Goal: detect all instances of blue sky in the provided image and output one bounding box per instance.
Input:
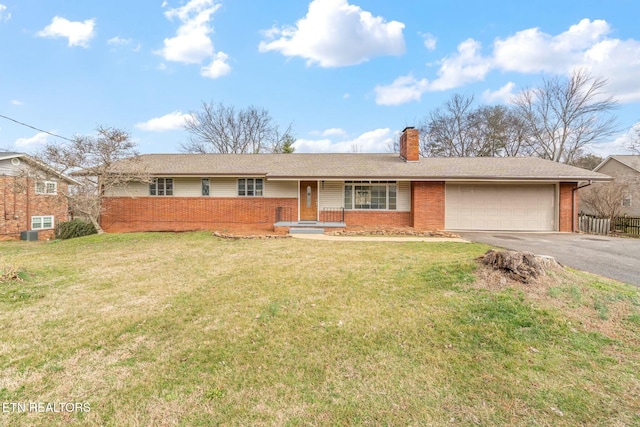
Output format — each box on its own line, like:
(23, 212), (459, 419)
(0, 0), (639, 156)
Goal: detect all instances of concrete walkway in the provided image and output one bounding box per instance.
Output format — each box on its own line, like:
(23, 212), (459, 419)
(290, 234), (468, 243)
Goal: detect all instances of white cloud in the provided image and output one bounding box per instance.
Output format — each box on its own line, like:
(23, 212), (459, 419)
(0, 4), (10, 22)
(294, 128), (395, 153)
(493, 19), (611, 74)
(428, 38), (491, 91)
(200, 51), (231, 78)
(108, 36), (132, 46)
(482, 82), (516, 104)
(374, 74), (429, 106)
(10, 99), (23, 106)
(15, 132), (50, 147)
(492, 18), (640, 102)
(158, 0), (220, 63)
(582, 38), (640, 103)
(374, 39), (489, 104)
(157, 0), (230, 78)
(421, 32), (437, 51)
(135, 111), (190, 132)
(37, 16), (96, 48)
(259, 0), (405, 67)
(376, 18), (640, 106)
(586, 122), (639, 157)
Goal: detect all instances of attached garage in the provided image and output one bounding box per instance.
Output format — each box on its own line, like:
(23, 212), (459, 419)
(445, 184), (556, 231)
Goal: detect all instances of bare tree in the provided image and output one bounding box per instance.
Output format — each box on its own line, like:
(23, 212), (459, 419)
(627, 124), (640, 154)
(419, 95), (528, 158)
(35, 126), (149, 233)
(581, 180), (630, 219)
(181, 101), (295, 154)
(419, 94), (479, 157)
(512, 69), (619, 164)
(472, 105), (530, 157)
(568, 152), (604, 170)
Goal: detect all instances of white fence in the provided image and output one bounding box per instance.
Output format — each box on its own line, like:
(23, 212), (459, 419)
(578, 215), (610, 235)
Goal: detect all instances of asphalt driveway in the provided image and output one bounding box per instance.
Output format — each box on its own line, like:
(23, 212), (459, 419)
(459, 232), (640, 287)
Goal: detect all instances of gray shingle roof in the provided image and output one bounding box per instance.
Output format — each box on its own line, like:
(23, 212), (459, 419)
(121, 153), (611, 182)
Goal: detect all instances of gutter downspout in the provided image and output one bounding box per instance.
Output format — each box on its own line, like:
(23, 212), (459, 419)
(26, 175), (30, 233)
(572, 180), (593, 232)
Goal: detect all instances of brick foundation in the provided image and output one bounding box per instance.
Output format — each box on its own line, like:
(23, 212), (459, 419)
(411, 181), (445, 230)
(342, 211), (412, 228)
(559, 182), (577, 232)
(101, 197), (298, 233)
(1, 176), (69, 240)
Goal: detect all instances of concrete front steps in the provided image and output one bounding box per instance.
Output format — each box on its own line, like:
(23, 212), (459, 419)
(288, 227), (326, 234)
(274, 221), (346, 235)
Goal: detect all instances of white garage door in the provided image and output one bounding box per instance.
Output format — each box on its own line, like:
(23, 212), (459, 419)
(445, 184), (556, 231)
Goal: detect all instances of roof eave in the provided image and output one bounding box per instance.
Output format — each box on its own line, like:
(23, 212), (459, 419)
(267, 175), (611, 182)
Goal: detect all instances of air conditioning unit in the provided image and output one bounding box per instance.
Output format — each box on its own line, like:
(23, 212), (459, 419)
(20, 230), (39, 241)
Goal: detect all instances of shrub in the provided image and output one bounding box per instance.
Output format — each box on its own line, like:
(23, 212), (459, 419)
(0, 263), (24, 283)
(55, 219), (97, 240)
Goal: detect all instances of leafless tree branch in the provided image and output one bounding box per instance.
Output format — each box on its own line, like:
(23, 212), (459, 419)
(181, 101), (295, 154)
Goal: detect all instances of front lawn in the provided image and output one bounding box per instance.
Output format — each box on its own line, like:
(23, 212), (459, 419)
(0, 232), (638, 426)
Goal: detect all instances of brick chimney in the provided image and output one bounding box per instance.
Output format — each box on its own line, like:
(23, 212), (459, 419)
(400, 127), (419, 162)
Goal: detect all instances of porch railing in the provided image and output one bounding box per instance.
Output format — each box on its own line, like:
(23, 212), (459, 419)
(321, 207), (345, 223)
(275, 206), (345, 223)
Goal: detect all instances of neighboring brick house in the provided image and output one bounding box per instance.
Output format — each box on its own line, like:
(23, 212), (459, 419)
(1, 152), (76, 240)
(102, 127), (610, 234)
(581, 155), (640, 217)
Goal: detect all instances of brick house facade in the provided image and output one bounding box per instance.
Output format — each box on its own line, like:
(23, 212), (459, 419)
(1, 153), (73, 241)
(101, 128), (609, 234)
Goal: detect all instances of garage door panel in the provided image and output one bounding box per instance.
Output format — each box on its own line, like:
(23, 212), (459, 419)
(445, 184), (555, 231)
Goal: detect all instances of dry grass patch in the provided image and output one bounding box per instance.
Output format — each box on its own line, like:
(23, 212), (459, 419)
(0, 232), (638, 426)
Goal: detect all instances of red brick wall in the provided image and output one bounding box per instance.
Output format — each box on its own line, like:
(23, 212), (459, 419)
(559, 182), (577, 232)
(342, 211), (412, 228)
(0, 176), (69, 240)
(411, 181), (445, 230)
(101, 197), (298, 233)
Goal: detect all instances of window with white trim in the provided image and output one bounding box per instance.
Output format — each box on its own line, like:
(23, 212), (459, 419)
(238, 178), (263, 196)
(202, 178), (210, 196)
(344, 181), (397, 210)
(622, 195), (632, 207)
(149, 178), (173, 196)
(35, 181), (57, 195)
(32, 215), (54, 230)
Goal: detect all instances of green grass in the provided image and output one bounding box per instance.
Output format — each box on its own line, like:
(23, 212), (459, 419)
(0, 232), (639, 426)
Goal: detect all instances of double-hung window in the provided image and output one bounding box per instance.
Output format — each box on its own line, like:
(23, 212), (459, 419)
(202, 178), (210, 196)
(149, 178), (173, 196)
(238, 178), (263, 196)
(35, 181), (57, 195)
(32, 215), (54, 230)
(622, 195), (632, 207)
(344, 181), (397, 210)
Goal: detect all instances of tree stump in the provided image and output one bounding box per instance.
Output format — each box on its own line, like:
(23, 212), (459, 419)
(478, 250), (560, 283)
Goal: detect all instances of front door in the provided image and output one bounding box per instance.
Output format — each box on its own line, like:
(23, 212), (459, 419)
(299, 181), (318, 221)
